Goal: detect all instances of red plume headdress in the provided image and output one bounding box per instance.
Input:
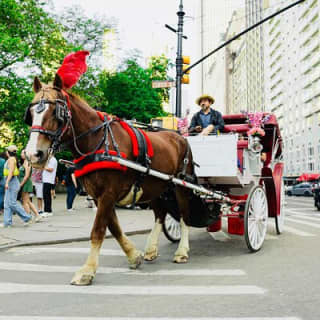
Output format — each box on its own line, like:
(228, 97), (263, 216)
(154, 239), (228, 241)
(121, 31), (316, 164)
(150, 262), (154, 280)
(57, 50), (90, 89)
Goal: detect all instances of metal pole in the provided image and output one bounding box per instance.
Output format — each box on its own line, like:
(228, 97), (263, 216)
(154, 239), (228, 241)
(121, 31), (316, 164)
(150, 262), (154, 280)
(175, 0), (185, 118)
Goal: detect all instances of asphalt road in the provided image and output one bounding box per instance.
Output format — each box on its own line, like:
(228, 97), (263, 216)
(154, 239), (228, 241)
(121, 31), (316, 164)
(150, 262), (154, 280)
(0, 196), (319, 320)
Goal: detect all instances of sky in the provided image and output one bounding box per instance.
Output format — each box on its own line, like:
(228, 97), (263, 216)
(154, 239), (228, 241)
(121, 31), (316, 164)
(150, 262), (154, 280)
(52, 0), (244, 63)
(51, 0), (244, 114)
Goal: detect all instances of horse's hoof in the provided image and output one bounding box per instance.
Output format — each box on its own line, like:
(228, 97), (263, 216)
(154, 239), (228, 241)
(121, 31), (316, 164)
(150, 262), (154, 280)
(129, 252), (144, 270)
(173, 255), (188, 263)
(70, 272), (95, 286)
(144, 249), (158, 261)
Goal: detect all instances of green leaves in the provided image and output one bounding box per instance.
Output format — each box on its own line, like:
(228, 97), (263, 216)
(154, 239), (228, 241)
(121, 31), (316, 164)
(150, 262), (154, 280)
(0, 0), (170, 150)
(99, 59), (166, 123)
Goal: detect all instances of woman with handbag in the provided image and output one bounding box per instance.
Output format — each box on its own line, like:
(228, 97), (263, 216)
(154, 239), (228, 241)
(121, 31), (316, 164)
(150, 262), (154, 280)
(0, 146), (32, 228)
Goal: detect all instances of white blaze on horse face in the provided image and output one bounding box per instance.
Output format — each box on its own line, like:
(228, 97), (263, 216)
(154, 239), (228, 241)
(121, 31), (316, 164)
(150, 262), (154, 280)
(25, 103), (49, 156)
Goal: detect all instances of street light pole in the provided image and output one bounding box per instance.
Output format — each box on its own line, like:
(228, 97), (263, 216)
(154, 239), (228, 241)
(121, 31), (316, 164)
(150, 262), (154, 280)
(175, 0), (185, 118)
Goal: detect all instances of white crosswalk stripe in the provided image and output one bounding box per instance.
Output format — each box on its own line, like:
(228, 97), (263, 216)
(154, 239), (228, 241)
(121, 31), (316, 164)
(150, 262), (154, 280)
(283, 225), (316, 237)
(0, 317), (302, 320)
(7, 247), (125, 256)
(0, 282), (266, 295)
(286, 213), (320, 223)
(0, 262), (245, 276)
(285, 217), (320, 229)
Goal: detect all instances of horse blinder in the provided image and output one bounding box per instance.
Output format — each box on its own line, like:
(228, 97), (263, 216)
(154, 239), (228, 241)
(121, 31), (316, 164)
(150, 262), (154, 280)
(24, 106), (32, 126)
(54, 101), (68, 123)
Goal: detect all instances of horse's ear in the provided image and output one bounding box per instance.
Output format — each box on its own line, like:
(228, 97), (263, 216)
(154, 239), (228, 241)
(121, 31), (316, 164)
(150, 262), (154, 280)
(53, 73), (63, 90)
(33, 77), (42, 93)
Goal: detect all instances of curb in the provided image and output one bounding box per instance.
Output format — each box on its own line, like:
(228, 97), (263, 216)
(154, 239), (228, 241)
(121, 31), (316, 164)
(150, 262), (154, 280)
(0, 228), (151, 252)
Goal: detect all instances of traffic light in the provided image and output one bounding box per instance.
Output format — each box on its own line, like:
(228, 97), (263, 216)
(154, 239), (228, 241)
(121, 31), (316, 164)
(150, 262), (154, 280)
(181, 56), (190, 84)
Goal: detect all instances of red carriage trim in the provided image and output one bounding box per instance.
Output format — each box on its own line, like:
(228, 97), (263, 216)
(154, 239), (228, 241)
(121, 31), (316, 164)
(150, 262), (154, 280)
(96, 111), (154, 158)
(223, 123), (250, 134)
(73, 150), (127, 178)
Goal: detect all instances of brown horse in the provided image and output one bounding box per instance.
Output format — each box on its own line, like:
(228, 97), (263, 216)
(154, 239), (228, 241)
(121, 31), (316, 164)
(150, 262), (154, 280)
(25, 74), (194, 285)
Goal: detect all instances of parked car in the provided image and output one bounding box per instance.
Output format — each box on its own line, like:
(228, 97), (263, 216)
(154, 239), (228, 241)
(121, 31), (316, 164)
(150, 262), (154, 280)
(286, 183), (313, 196)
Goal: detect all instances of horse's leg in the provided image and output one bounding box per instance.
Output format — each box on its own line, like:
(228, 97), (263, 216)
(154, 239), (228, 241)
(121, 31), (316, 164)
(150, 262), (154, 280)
(144, 199), (166, 261)
(173, 188), (190, 263)
(108, 209), (143, 269)
(71, 197), (112, 286)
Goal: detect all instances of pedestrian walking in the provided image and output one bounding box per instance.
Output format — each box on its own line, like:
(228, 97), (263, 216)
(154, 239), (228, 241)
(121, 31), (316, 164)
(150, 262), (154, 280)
(0, 145), (32, 228)
(51, 176), (58, 199)
(62, 165), (78, 212)
(19, 150), (42, 222)
(0, 151), (7, 213)
(42, 156), (57, 216)
(31, 168), (44, 215)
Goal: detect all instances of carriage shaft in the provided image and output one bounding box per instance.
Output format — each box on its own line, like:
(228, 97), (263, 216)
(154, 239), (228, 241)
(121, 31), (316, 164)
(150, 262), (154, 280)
(111, 156), (231, 203)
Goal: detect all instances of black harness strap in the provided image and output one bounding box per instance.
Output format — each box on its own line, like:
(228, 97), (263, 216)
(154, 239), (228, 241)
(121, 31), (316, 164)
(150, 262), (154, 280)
(128, 126), (152, 208)
(177, 141), (196, 184)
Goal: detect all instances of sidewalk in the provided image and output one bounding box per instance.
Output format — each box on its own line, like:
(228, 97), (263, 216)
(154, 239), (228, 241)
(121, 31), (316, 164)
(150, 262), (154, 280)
(0, 194), (154, 251)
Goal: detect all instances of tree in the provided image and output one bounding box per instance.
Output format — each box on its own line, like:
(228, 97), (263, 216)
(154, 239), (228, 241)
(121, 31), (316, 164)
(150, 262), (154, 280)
(0, 0), (68, 75)
(99, 60), (166, 123)
(0, 0), (115, 147)
(148, 54), (172, 104)
(53, 5), (116, 68)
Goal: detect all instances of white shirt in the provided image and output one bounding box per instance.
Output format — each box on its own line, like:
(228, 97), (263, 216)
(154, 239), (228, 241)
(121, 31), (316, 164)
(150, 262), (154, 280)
(42, 157), (57, 184)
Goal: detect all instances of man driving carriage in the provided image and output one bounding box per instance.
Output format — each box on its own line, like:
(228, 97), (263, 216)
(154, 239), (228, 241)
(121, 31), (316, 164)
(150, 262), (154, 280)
(188, 94), (224, 135)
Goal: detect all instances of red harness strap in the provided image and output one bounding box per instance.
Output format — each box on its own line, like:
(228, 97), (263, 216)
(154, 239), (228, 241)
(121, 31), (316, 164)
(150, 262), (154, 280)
(61, 90), (71, 108)
(73, 150), (127, 178)
(96, 111), (154, 158)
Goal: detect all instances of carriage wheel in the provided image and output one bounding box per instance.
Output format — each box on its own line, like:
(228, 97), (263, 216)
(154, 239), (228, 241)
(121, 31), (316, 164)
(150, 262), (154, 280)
(244, 185), (268, 252)
(163, 213), (181, 243)
(275, 181), (285, 234)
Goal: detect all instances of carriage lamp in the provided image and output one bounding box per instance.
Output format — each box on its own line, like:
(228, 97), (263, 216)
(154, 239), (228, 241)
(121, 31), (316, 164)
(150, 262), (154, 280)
(248, 136), (263, 153)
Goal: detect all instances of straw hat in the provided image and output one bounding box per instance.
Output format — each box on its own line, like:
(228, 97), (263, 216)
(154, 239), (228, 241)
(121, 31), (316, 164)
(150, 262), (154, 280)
(196, 94), (215, 106)
(6, 145), (18, 153)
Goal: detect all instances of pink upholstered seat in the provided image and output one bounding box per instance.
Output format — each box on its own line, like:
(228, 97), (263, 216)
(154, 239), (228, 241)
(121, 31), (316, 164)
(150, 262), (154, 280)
(223, 123), (250, 134)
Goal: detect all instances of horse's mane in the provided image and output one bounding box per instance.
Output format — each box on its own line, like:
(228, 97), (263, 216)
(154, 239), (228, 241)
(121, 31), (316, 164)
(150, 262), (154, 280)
(67, 91), (94, 111)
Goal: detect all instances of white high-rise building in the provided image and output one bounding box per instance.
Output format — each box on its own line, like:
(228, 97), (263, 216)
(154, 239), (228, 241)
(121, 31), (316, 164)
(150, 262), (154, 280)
(264, 0), (320, 177)
(245, 0), (266, 112)
(225, 9), (247, 114)
(197, 1), (237, 114)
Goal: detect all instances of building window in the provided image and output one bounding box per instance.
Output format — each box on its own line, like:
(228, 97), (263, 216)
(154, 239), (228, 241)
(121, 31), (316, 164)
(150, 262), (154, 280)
(308, 144), (314, 156)
(308, 162), (314, 171)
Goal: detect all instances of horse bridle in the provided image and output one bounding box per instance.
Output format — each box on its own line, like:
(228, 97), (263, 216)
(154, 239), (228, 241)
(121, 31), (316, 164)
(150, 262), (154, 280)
(24, 90), (113, 156)
(24, 96), (72, 153)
